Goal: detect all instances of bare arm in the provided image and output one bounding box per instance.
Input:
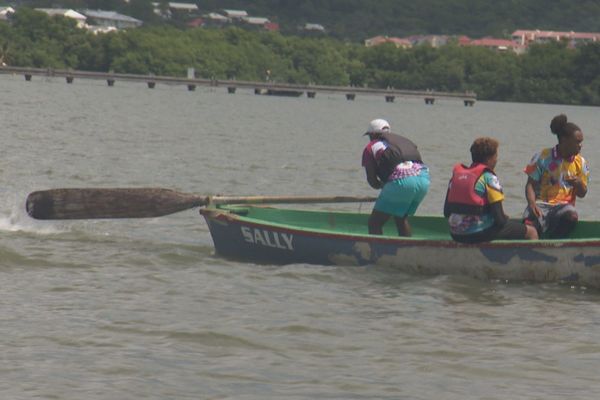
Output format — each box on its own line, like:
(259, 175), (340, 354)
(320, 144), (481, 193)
(364, 162), (383, 189)
(525, 177), (541, 217)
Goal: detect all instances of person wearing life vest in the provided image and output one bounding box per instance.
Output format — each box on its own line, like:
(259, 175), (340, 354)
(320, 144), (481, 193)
(444, 137), (538, 243)
(362, 118), (430, 236)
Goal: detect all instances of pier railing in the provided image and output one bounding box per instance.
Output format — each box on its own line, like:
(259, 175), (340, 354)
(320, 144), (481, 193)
(0, 66), (477, 106)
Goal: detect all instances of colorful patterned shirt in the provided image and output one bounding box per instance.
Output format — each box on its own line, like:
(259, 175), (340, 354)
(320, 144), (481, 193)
(523, 146), (590, 205)
(448, 171), (505, 235)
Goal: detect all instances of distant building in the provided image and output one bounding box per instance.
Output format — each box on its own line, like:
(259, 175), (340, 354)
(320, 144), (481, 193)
(205, 12), (228, 24)
(165, 2), (198, 12)
(303, 23), (325, 32)
(466, 37), (526, 53)
(81, 10), (143, 30)
(0, 6), (14, 20)
(406, 35), (449, 47)
(153, 2), (198, 18)
(241, 16), (278, 31)
(264, 22), (280, 32)
(512, 29), (600, 47)
(222, 9), (248, 20)
(569, 32), (600, 46)
(36, 8), (87, 28)
(243, 16), (270, 26)
(365, 35), (411, 48)
(456, 35), (472, 46)
(187, 17), (204, 28)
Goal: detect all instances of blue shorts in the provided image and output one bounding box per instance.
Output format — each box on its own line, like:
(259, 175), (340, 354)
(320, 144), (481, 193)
(374, 169), (430, 217)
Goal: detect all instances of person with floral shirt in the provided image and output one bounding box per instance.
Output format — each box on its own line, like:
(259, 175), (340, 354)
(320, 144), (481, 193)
(523, 114), (590, 238)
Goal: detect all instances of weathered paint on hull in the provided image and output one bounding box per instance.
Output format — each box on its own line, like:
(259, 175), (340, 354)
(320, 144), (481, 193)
(201, 209), (600, 288)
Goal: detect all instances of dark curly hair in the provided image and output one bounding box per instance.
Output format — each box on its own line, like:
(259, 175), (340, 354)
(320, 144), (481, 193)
(550, 114), (581, 141)
(470, 137), (499, 164)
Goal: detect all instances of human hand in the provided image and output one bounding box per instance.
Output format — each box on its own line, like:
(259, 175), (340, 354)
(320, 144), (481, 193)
(528, 202), (542, 218)
(564, 175), (581, 188)
(565, 175), (587, 197)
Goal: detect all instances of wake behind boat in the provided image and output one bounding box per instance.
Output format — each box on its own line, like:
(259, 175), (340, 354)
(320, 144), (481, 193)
(200, 204), (600, 288)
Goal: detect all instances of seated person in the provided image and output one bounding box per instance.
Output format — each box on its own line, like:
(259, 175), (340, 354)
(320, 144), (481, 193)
(444, 137), (538, 243)
(523, 114), (589, 238)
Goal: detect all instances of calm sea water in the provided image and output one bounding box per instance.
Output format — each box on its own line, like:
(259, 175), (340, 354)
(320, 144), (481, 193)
(1, 74), (599, 399)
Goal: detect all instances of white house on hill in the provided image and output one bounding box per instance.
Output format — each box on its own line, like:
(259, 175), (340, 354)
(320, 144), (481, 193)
(304, 23), (325, 32)
(243, 16), (270, 25)
(152, 2), (199, 17)
(0, 6), (14, 20)
(81, 10), (143, 29)
(222, 9), (248, 20)
(166, 2), (199, 12)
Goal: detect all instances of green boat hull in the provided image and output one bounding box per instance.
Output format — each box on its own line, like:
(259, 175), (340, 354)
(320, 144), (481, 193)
(200, 205), (600, 288)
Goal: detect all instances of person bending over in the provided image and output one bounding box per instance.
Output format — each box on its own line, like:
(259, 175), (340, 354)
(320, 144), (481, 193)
(361, 118), (430, 236)
(444, 137), (538, 243)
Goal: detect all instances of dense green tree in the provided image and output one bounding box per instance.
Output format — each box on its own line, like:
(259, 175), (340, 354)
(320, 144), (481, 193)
(4, 7), (600, 105)
(517, 41), (577, 104)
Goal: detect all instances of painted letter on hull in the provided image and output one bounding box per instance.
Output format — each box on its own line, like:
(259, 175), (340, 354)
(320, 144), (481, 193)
(241, 227), (294, 250)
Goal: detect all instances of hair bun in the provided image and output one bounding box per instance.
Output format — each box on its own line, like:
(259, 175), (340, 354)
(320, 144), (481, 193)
(550, 114), (568, 135)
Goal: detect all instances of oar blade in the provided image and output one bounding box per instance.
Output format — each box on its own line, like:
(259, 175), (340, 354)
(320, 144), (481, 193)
(26, 188), (208, 219)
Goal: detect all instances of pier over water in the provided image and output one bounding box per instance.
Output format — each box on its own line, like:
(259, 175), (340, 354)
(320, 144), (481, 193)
(0, 66), (477, 106)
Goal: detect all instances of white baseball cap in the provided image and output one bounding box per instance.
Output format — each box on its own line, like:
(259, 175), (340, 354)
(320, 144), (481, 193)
(365, 118), (390, 135)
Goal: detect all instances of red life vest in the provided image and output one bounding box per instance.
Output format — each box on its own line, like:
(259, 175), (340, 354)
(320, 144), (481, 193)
(446, 163), (491, 215)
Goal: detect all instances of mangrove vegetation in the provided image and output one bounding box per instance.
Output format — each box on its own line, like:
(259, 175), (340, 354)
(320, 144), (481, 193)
(2, 8), (600, 105)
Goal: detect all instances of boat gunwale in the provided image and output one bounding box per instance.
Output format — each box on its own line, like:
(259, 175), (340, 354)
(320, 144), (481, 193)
(200, 206), (600, 249)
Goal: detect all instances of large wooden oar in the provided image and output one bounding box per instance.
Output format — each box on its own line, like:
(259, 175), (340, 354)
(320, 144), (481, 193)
(25, 188), (376, 220)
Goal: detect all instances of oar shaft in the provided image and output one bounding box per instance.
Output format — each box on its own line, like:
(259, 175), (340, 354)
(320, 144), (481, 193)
(210, 195), (376, 205)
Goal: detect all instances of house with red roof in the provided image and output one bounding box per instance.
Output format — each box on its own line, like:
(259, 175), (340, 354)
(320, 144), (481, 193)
(465, 37), (526, 53)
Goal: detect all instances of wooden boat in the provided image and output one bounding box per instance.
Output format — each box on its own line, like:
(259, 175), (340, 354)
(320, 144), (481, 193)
(201, 204), (600, 288)
(23, 187), (600, 288)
